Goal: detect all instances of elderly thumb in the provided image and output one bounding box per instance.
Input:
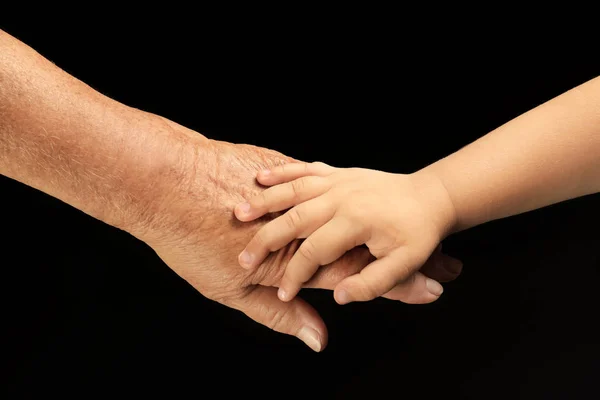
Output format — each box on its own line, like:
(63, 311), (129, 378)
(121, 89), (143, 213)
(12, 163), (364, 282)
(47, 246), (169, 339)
(232, 286), (328, 352)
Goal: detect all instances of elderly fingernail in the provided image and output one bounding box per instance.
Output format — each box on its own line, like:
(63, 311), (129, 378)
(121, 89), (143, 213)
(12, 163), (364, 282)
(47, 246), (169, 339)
(444, 258), (463, 274)
(335, 289), (351, 305)
(297, 326), (322, 352)
(238, 250), (254, 268)
(426, 279), (444, 296)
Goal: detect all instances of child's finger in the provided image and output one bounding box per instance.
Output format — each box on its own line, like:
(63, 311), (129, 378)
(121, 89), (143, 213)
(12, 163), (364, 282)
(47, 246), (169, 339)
(381, 271), (443, 304)
(333, 247), (425, 304)
(278, 217), (369, 302)
(300, 249), (447, 305)
(257, 162), (335, 186)
(238, 198), (335, 269)
(234, 176), (331, 222)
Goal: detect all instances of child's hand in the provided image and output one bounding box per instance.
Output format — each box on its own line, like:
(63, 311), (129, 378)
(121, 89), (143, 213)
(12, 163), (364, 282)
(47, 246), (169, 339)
(234, 162), (457, 305)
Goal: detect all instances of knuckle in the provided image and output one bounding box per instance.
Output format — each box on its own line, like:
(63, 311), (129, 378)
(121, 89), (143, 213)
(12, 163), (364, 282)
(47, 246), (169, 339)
(261, 303), (289, 332)
(246, 256), (283, 287)
(299, 240), (319, 263)
(252, 229), (270, 249)
(254, 230), (280, 252)
(291, 178), (306, 197)
(285, 207), (303, 230)
(254, 191), (268, 208)
(232, 287), (291, 333)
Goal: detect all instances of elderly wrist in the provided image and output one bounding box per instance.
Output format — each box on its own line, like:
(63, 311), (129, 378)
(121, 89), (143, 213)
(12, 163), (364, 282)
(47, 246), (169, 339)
(107, 116), (215, 242)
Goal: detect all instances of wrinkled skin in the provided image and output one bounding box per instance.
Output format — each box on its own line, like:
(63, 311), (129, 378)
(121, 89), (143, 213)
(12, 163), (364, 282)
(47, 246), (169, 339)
(0, 28), (458, 352)
(128, 121), (462, 351)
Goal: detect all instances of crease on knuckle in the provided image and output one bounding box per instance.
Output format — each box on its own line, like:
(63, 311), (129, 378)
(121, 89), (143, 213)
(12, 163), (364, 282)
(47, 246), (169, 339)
(252, 229), (271, 251)
(259, 301), (289, 332)
(291, 178), (305, 197)
(285, 207), (303, 231)
(279, 163), (288, 176)
(223, 285), (289, 333)
(299, 240), (318, 264)
(304, 162), (312, 174)
(245, 246), (293, 287)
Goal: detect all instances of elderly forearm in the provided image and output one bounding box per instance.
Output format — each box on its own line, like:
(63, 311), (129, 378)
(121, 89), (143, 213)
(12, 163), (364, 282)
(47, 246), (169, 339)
(0, 30), (208, 233)
(420, 76), (600, 232)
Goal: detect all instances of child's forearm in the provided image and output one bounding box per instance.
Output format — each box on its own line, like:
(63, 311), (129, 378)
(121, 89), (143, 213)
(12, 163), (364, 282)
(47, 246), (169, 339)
(420, 76), (600, 233)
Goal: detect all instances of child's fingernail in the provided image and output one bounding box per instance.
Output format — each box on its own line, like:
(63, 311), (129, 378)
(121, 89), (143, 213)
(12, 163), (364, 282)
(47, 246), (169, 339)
(259, 169), (271, 177)
(277, 287), (287, 301)
(335, 289), (351, 305)
(238, 250), (254, 268)
(297, 326), (322, 352)
(426, 279), (444, 296)
(237, 202), (251, 214)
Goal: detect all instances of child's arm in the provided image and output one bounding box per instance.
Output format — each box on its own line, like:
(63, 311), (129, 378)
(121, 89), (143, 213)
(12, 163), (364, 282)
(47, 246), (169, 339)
(235, 76), (600, 305)
(420, 76), (600, 233)
(236, 165), (457, 304)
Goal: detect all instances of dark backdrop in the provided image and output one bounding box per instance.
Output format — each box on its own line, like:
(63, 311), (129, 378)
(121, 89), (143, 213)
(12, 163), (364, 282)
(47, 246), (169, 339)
(2, 21), (599, 399)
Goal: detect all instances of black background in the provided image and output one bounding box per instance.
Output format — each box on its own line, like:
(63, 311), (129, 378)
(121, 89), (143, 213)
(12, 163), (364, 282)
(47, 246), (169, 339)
(2, 20), (600, 399)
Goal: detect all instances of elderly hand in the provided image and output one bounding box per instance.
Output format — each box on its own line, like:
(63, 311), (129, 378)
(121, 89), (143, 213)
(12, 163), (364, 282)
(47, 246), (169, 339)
(124, 121), (463, 351)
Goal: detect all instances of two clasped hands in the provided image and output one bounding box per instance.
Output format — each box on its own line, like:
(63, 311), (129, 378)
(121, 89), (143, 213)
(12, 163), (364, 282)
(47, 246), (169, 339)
(3, 29), (599, 354)
(230, 74), (600, 351)
(231, 163), (461, 352)
(234, 163), (456, 306)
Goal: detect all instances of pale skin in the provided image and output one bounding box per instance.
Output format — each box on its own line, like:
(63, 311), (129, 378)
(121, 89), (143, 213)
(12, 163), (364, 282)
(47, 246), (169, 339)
(0, 30), (462, 352)
(235, 76), (600, 305)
